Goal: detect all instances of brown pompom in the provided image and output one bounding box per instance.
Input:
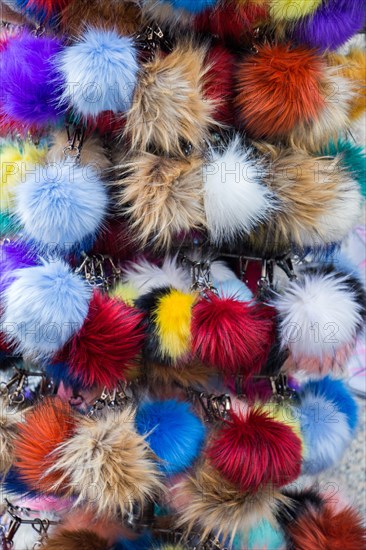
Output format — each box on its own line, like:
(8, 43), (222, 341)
(0, 397), (22, 475)
(43, 529), (108, 550)
(47, 131), (111, 173)
(144, 359), (212, 394)
(124, 43), (216, 155)
(116, 152), (206, 249)
(60, 0), (141, 37)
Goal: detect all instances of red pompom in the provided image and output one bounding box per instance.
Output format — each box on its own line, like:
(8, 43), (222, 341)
(88, 111), (126, 137)
(14, 398), (76, 493)
(191, 293), (274, 374)
(204, 45), (235, 125)
(90, 220), (136, 259)
(235, 43), (325, 138)
(25, 0), (71, 17)
(56, 291), (145, 389)
(207, 405), (302, 492)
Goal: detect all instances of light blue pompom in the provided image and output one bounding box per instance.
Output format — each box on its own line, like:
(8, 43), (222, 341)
(58, 28), (139, 117)
(1, 259), (91, 357)
(214, 278), (253, 303)
(136, 399), (205, 475)
(232, 519), (286, 550)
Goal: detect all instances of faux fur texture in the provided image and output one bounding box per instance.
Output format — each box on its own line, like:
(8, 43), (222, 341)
(0, 240), (38, 295)
(275, 268), (365, 359)
(235, 44), (325, 139)
(0, 33), (64, 125)
(293, 0), (365, 51)
(320, 138), (366, 198)
(203, 137), (277, 245)
(244, 518), (286, 550)
(124, 43), (216, 155)
(47, 131), (111, 173)
(1, 260), (91, 358)
(174, 461), (286, 542)
(14, 398), (76, 493)
(0, 396), (22, 474)
(47, 407), (163, 517)
(135, 399), (205, 475)
(283, 341), (354, 378)
(122, 256), (191, 296)
(15, 158), (108, 251)
(143, 359), (212, 392)
(215, 278), (253, 303)
(207, 404), (302, 492)
(158, 0), (217, 14)
(57, 28), (138, 118)
(204, 44), (235, 125)
(56, 290), (145, 389)
(43, 530), (109, 550)
(116, 153), (206, 249)
(17, 0), (71, 21)
(269, 0), (322, 21)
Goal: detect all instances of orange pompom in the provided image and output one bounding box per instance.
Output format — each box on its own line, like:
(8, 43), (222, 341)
(235, 43), (325, 139)
(14, 398), (76, 493)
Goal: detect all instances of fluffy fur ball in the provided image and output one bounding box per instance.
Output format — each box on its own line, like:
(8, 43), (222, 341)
(43, 529), (109, 550)
(207, 405), (303, 492)
(136, 399), (205, 475)
(275, 268), (365, 359)
(14, 398), (76, 493)
(321, 139), (366, 198)
(56, 290), (145, 389)
(47, 407), (163, 517)
(191, 293), (274, 374)
(0, 397), (22, 474)
(124, 43), (215, 155)
(57, 28), (138, 118)
(1, 259), (91, 358)
(47, 131), (111, 174)
(215, 278), (253, 303)
(204, 44), (235, 125)
(122, 256), (191, 296)
(0, 33), (64, 125)
(0, 240), (38, 295)
(235, 43), (325, 139)
(269, 0), (322, 21)
(116, 153), (206, 250)
(14, 159), (108, 251)
(203, 137), (276, 244)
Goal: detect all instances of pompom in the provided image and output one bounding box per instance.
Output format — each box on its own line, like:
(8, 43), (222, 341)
(0, 141), (47, 210)
(207, 405), (302, 492)
(42, 529), (109, 550)
(215, 278), (253, 303)
(1, 259), (91, 358)
(57, 28), (139, 118)
(245, 518), (286, 550)
(235, 44), (325, 139)
(47, 131), (111, 173)
(14, 159), (108, 252)
(116, 153), (206, 249)
(56, 290), (145, 389)
(122, 257), (191, 296)
(13, 398), (76, 493)
(47, 407), (163, 517)
(269, 0), (322, 21)
(157, 0), (217, 14)
(0, 210), (20, 237)
(275, 267), (366, 359)
(191, 293), (274, 374)
(321, 139), (366, 198)
(0, 397), (22, 474)
(203, 137), (276, 244)
(0, 240), (38, 295)
(204, 44), (235, 125)
(144, 359), (211, 393)
(0, 33), (64, 126)
(293, 0), (366, 52)
(124, 43), (215, 155)
(136, 400), (205, 475)
(19, 0), (71, 20)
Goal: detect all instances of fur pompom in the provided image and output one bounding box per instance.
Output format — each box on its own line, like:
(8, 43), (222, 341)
(0, 397), (22, 474)
(124, 43), (215, 155)
(1, 260), (91, 358)
(191, 293), (274, 374)
(20, 0), (71, 20)
(0, 141), (47, 210)
(116, 153), (206, 249)
(203, 137), (276, 244)
(269, 0), (322, 21)
(244, 518), (286, 550)
(47, 407), (163, 517)
(135, 399), (205, 475)
(14, 398), (76, 493)
(321, 139), (366, 198)
(293, 0), (365, 51)
(14, 159), (108, 252)
(0, 240), (38, 295)
(215, 278), (253, 303)
(56, 290), (145, 389)
(287, 501), (366, 549)
(47, 131), (111, 173)
(122, 257), (191, 296)
(175, 462), (286, 542)
(204, 45), (235, 125)
(143, 359), (212, 392)
(0, 33), (64, 126)
(275, 268), (365, 360)
(207, 404), (302, 492)
(43, 529), (109, 550)
(235, 44), (325, 139)
(57, 28), (139, 118)
(157, 0), (217, 14)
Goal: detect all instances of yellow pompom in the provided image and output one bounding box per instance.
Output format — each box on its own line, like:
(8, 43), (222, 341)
(155, 289), (196, 362)
(1, 142), (47, 210)
(110, 282), (140, 307)
(270, 0), (322, 21)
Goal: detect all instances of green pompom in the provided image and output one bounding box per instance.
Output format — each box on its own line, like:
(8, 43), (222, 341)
(321, 139), (366, 198)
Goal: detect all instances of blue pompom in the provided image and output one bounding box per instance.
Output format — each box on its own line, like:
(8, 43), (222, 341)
(57, 28), (139, 118)
(160, 0), (218, 14)
(233, 519), (286, 550)
(3, 468), (38, 498)
(113, 532), (154, 550)
(214, 278), (253, 303)
(15, 160), (108, 252)
(136, 400), (205, 475)
(1, 260), (91, 357)
(45, 362), (80, 389)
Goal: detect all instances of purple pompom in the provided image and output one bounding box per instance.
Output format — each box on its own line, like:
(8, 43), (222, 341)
(293, 0), (365, 51)
(0, 240), (39, 296)
(0, 33), (64, 126)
